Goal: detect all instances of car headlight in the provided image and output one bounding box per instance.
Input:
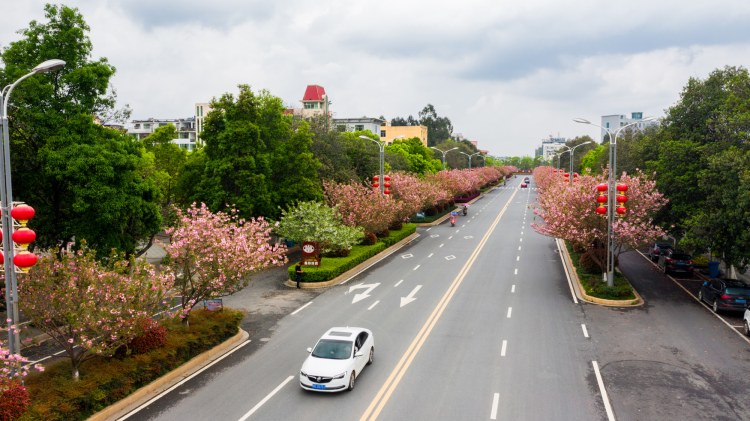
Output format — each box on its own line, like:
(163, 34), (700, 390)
(300, 371), (307, 377)
(333, 372), (346, 379)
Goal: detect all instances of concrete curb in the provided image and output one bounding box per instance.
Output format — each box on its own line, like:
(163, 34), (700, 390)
(88, 329), (249, 421)
(284, 232), (419, 289)
(557, 238), (644, 307)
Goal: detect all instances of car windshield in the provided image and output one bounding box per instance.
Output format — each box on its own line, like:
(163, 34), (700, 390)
(312, 339), (353, 360)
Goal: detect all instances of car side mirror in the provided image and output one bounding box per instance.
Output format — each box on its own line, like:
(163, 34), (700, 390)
(354, 351), (364, 358)
(306, 347), (312, 353)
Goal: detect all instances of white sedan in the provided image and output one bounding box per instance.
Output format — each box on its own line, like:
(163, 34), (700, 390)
(300, 327), (374, 392)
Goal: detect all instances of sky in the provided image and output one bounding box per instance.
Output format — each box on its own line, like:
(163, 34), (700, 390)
(2, 1), (750, 157)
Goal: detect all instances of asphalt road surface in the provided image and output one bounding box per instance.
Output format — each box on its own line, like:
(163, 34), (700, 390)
(119, 178), (750, 421)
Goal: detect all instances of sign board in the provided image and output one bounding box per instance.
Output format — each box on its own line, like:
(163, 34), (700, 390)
(204, 298), (223, 311)
(301, 241), (321, 266)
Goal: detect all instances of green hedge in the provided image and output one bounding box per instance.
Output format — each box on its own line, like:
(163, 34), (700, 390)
(565, 241), (635, 300)
(289, 224), (417, 283)
(21, 309), (243, 421)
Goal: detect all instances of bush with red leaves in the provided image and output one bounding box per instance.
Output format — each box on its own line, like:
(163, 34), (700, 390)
(127, 318), (167, 355)
(0, 380), (30, 421)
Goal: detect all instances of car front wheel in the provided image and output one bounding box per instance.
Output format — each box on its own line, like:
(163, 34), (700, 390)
(712, 299), (720, 313)
(367, 347), (374, 365)
(744, 320), (750, 336)
(348, 372), (355, 391)
(698, 290), (704, 303)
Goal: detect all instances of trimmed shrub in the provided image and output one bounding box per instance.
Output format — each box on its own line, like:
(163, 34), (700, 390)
(0, 380), (30, 421)
(128, 319), (168, 355)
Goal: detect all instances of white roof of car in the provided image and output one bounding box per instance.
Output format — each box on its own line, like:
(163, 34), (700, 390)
(321, 327), (368, 340)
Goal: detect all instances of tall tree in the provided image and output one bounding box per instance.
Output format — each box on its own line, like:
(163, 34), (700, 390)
(418, 104), (453, 146)
(0, 4), (159, 257)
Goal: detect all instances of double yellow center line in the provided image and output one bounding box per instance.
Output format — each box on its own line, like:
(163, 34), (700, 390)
(360, 189), (517, 420)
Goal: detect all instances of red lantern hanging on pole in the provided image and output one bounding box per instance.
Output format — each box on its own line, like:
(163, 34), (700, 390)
(12, 228), (36, 250)
(11, 204), (35, 227)
(595, 183), (608, 215)
(616, 183), (628, 216)
(13, 251), (38, 273)
(383, 175), (391, 195)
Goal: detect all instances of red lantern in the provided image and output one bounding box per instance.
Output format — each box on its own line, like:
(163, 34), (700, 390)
(384, 189), (391, 195)
(12, 228), (36, 250)
(616, 184), (628, 192)
(11, 205), (35, 227)
(597, 195), (607, 203)
(616, 195), (628, 203)
(616, 206), (627, 215)
(596, 206), (607, 215)
(596, 183), (608, 192)
(13, 251), (38, 272)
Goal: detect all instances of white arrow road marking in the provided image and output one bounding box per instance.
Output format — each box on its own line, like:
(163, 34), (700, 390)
(400, 285), (422, 307)
(348, 282), (381, 304)
(430, 234), (440, 238)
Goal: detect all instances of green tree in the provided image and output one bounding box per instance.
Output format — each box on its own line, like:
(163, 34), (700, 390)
(141, 124), (187, 225)
(385, 137), (441, 175)
(418, 104), (453, 146)
(275, 201), (364, 254)
(0, 4), (160, 257)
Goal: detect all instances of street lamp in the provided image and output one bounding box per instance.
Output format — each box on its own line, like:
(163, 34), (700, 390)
(359, 135), (385, 194)
(574, 117), (654, 287)
(565, 141), (593, 184)
(458, 151), (481, 169)
(430, 146), (459, 170)
(0, 58), (65, 354)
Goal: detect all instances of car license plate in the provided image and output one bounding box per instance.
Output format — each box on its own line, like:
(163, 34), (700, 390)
(312, 384), (326, 390)
(736, 299), (746, 304)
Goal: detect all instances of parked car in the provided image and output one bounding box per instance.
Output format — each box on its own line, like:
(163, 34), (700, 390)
(648, 242), (673, 262)
(744, 308), (750, 336)
(300, 327), (374, 392)
(698, 278), (750, 313)
(657, 249), (693, 276)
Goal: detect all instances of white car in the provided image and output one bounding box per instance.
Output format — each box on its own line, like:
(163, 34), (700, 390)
(744, 308), (750, 336)
(300, 327), (374, 392)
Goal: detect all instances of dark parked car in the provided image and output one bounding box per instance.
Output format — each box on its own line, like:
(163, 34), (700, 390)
(657, 249), (693, 276)
(698, 278), (750, 313)
(648, 242), (673, 262)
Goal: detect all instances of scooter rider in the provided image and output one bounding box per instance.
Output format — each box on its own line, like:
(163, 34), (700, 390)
(462, 204), (468, 216)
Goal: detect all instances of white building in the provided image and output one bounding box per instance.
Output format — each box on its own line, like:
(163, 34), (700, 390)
(332, 117), (386, 136)
(600, 112), (659, 140)
(538, 136), (567, 161)
(126, 117), (198, 151)
(195, 102), (212, 146)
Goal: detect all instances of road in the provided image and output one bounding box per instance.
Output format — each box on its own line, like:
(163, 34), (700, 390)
(121, 178), (750, 421)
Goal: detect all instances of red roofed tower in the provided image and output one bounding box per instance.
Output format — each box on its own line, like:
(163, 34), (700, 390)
(300, 85), (330, 119)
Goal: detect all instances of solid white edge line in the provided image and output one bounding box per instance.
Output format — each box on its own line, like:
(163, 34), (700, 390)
(592, 361), (616, 421)
(557, 238), (579, 304)
(581, 324), (589, 338)
(238, 375), (294, 421)
(490, 393), (500, 420)
(291, 301), (313, 316)
(118, 340), (251, 420)
(368, 300), (380, 310)
(500, 340), (507, 357)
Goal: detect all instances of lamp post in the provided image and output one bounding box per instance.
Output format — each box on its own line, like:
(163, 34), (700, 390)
(458, 151), (481, 169)
(359, 135), (385, 194)
(0, 59), (65, 354)
(574, 117), (653, 286)
(430, 146), (459, 170)
(567, 141), (593, 184)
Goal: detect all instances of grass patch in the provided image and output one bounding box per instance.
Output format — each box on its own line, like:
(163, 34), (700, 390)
(565, 241), (636, 300)
(20, 308), (243, 421)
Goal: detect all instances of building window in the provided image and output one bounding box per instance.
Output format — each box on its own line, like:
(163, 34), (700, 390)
(605, 122), (610, 128)
(144, 123), (151, 129)
(134, 123), (141, 129)
(380, 130), (386, 137)
(355, 124), (364, 131)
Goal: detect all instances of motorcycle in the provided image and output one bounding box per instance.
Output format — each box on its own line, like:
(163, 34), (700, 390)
(450, 215), (456, 227)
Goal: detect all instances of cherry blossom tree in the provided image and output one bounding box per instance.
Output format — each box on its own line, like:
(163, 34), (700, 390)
(323, 180), (397, 237)
(19, 246), (174, 379)
(163, 203), (287, 323)
(532, 166), (667, 271)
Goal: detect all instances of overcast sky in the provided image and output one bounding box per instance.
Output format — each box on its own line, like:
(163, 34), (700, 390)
(3, 1), (750, 156)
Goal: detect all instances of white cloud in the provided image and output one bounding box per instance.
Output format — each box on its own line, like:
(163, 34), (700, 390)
(2, 0), (750, 157)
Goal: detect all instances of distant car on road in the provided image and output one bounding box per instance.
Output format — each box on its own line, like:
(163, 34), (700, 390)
(300, 327), (374, 392)
(698, 278), (750, 313)
(744, 308), (750, 336)
(657, 249), (693, 276)
(520, 183), (528, 188)
(524, 177), (530, 183)
(648, 242), (673, 262)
